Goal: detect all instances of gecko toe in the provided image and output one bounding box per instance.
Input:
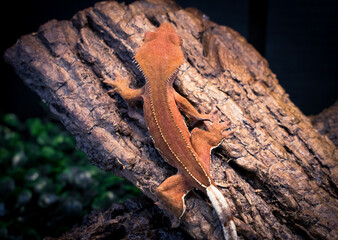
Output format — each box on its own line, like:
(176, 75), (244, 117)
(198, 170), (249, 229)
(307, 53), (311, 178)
(107, 89), (117, 95)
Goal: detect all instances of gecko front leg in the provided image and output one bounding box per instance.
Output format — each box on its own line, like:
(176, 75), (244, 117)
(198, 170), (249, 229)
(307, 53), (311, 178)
(104, 72), (145, 104)
(173, 90), (212, 126)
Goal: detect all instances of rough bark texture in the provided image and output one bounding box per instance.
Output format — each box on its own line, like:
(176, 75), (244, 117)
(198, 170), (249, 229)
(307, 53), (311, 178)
(4, 0), (337, 239)
(309, 100), (338, 147)
(44, 196), (193, 240)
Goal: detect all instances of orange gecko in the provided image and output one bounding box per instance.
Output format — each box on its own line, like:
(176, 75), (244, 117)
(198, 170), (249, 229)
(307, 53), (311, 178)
(104, 23), (237, 240)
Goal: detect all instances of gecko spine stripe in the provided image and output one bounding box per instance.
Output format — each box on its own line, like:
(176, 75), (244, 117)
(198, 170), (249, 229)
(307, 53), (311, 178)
(164, 70), (212, 185)
(146, 75), (208, 189)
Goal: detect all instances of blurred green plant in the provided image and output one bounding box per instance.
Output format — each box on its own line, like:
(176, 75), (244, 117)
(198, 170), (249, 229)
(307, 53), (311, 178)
(0, 113), (141, 240)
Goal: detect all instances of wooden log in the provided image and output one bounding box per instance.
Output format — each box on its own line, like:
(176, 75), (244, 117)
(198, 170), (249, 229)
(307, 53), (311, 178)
(43, 100), (338, 240)
(4, 0), (337, 239)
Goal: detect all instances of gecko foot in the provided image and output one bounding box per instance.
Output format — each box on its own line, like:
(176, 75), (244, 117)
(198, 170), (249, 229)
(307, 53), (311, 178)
(103, 72), (131, 95)
(204, 113), (234, 140)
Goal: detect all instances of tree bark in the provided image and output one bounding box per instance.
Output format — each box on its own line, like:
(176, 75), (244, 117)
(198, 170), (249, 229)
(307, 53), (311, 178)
(309, 100), (338, 148)
(4, 0), (337, 239)
(44, 196), (193, 240)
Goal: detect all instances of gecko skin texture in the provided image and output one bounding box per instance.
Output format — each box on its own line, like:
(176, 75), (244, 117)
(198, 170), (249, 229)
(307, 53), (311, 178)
(104, 23), (237, 240)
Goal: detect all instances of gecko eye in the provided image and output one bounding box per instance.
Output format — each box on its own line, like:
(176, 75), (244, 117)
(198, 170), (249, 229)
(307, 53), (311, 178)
(168, 34), (183, 46)
(143, 31), (157, 42)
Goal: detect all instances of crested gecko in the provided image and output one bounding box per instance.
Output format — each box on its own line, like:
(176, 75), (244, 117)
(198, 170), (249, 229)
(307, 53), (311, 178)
(104, 23), (237, 240)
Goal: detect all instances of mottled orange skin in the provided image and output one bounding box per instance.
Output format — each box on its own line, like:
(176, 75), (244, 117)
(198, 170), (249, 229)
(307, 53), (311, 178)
(104, 23), (235, 237)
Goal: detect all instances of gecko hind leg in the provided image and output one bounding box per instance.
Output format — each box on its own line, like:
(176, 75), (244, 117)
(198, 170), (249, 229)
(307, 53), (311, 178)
(190, 114), (233, 173)
(156, 173), (192, 227)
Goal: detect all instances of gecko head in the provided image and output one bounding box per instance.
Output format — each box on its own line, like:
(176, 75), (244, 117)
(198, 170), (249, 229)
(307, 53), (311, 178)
(143, 23), (183, 47)
(135, 23), (185, 83)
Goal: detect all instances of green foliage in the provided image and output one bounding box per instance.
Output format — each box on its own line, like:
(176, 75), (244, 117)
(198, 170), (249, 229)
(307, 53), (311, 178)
(0, 113), (141, 240)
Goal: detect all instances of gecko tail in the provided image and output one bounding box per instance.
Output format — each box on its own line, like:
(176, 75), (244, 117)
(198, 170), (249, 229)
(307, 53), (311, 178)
(206, 185), (238, 240)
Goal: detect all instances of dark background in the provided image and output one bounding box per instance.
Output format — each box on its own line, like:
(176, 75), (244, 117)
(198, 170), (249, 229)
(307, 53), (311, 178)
(1, 0), (337, 119)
